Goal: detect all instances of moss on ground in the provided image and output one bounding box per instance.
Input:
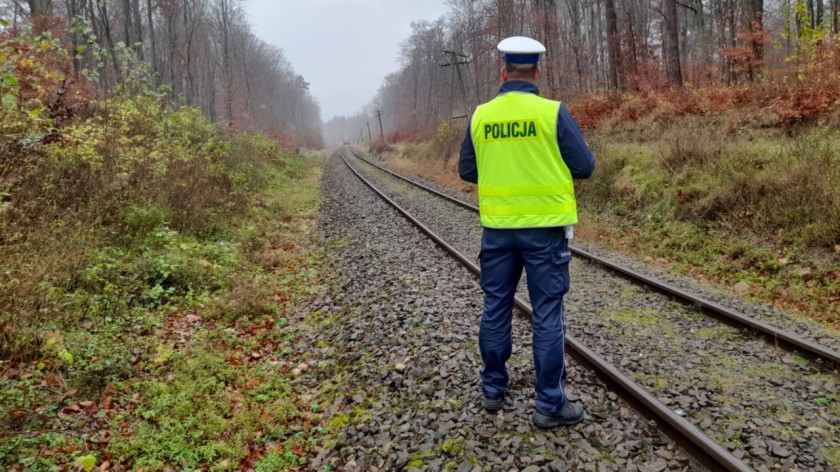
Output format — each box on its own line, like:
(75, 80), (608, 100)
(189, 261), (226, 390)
(822, 447), (840, 466)
(601, 309), (659, 325)
(441, 437), (465, 455)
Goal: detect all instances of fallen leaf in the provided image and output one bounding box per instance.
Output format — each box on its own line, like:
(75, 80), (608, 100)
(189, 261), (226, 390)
(101, 394), (113, 409)
(44, 373), (64, 388)
(79, 400), (95, 408)
(733, 281), (750, 294)
(62, 404), (81, 413)
(99, 461), (111, 471)
(9, 410), (27, 423)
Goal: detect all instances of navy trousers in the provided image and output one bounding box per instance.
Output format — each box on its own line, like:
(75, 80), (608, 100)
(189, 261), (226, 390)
(478, 226), (573, 413)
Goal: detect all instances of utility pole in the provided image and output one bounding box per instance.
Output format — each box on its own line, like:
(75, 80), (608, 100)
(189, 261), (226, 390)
(375, 110), (384, 139)
(440, 50), (472, 119)
(366, 121), (372, 142)
(440, 49), (472, 169)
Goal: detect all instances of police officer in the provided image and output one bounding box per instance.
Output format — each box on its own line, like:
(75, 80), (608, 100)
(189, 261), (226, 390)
(459, 36), (595, 428)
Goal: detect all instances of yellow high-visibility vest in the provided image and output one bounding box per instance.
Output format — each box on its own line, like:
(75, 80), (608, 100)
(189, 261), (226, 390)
(470, 91), (578, 228)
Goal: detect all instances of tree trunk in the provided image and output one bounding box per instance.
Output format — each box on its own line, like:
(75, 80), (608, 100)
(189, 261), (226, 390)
(132, 0), (143, 59)
(95, 0), (122, 83)
(147, 0), (157, 77)
(662, 0), (683, 86)
(122, 0), (133, 48)
(183, 1), (195, 105)
(68, 0), (80, 76)
(795, 0), (804, 40)
(540, 0), (558, 92)
(834, 0), (839, 35)
(621, 1), (641, 89)
(221, 0), (234, 126)
(27, 0), (52, 16)
(605, 0), (622, 89)
(742, 0), (763, 80)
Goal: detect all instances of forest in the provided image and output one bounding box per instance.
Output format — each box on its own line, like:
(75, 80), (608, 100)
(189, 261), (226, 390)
(2, 0), (323, 147)
(1, 2), (328, 469)
(1, 1), (839, 469)
(323, 0), (839, 327)
(324, 0), (840, 143)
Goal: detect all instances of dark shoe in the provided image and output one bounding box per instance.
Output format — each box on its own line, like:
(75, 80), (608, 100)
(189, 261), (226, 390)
(483, 394), (505, 413)
(532, 401), (584, 428)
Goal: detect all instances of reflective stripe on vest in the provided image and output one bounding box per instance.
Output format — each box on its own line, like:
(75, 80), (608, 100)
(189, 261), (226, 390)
(470, 92), (578, 229)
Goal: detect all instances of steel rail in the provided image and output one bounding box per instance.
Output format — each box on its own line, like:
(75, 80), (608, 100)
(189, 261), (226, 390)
(340, 151), (752, 472)
(348, 148), (840, 367)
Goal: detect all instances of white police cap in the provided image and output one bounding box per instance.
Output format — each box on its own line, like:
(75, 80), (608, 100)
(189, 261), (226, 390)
(498, 36), (546, 64)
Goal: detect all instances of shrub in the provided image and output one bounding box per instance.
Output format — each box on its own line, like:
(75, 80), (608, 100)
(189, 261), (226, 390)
(0, 34), (299, 361)
(657, 117), (727, 172)
(582, 118), (840, 249)
(369, 137), (393, 154)
(567, 43), (840, 131)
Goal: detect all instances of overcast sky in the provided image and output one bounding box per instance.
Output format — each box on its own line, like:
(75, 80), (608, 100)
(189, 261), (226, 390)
(245, 0), (450, 121)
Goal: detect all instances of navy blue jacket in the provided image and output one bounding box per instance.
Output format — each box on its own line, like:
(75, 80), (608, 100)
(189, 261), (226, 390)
(459, 81), (595, 183)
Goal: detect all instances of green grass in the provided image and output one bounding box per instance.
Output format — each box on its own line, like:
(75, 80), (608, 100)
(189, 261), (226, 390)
(441, 437), (465, 455)
(0, 143), (328, 471)
(823, 447), (840, 466)
(578, 119), (840, 328)
(107, 347), (294, 470)
(601, 309), (660, 325)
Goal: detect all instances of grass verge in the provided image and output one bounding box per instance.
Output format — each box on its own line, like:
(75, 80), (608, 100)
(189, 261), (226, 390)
(363, 116), (840, 329)
(577, 119), (839, 327)
(1, 149), (328, 471)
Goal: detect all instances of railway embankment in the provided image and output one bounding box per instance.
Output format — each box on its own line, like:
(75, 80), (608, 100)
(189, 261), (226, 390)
(304, 152), (698, 472)
(370, 116), (840, 330)
(343, 148), (839, 471)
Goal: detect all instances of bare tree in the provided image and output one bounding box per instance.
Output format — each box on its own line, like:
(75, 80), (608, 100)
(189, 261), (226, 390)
(662, 0), (683, 86)
(605, 0), (622, 89)
(10, 0), (324, 146)
(743, 0), (764, 80)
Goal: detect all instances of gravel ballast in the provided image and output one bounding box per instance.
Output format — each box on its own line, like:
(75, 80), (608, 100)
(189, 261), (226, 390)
(302, 153), (700, 472)
(346, 151), (840, 472)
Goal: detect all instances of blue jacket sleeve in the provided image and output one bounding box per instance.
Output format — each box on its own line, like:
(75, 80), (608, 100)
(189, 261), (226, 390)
(459, 124), (478, 183)
(556, 106), (595, 179)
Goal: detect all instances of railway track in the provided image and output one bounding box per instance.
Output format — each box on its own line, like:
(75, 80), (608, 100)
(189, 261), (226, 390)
(347, 148), (840, 368)
(339, 148), (840, 472)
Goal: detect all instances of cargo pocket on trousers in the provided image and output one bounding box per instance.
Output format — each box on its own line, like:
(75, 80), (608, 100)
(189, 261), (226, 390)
(550, 250), (572, 296)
